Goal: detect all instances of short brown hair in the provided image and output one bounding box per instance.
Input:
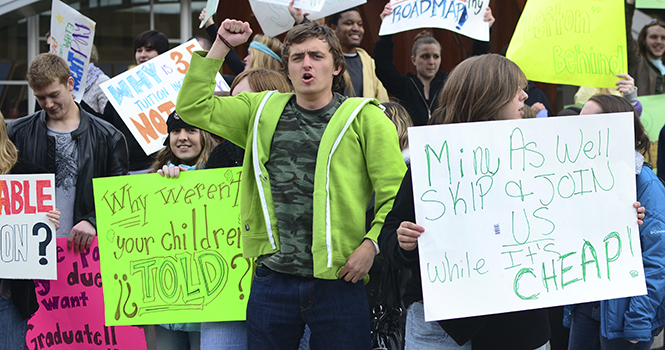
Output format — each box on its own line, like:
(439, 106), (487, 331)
(231, 68), (291, 93)
(587, 94), (650, 155)
(430, 54), (527, 125)
(26, 53), (71, 90)
(281, 22), (346, 91)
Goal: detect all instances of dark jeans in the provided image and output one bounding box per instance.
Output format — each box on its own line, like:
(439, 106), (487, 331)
(569, 302), (659, 350)
(246, 266), (371, 350)
(0, 296), (27, 350)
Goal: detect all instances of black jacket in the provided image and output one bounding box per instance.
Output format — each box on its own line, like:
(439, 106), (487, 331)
(374, 35), (491, 126)
(7, 105), (129, 228)
(379, 169), (550, 350)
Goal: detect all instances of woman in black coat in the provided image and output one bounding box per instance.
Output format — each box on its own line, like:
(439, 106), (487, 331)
(373, 3), (494, 126)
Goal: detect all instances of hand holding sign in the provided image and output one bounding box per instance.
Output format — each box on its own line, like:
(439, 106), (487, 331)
(68, 220), (96, 254)
(397, 221), (424, 251)
(288, 0), (310, 24)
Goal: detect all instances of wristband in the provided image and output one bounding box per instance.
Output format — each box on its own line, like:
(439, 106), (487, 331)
(217, 34), (234, 50)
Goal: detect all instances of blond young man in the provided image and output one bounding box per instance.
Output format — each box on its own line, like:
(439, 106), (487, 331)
(8, 53), (128, 253)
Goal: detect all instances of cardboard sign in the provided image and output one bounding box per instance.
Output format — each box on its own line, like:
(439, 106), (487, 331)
(636, 0), (665, 9)
(636, 95), (665, 174)
(249, 0), (367, 36)
(99, 40), (230, 156)
(257, 0), (326, 12)
(506, 0), (627, 88)
(26, 239), (147, 350)
(0, 174), (57, 280)
(49, 0), (96, 102)
(379, 0), (490, 41)
(93, 168), (252, 326)
(408, 113), (645, 322)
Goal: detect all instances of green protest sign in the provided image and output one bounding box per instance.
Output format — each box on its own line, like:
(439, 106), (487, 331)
(636, 0), (665, 9)
(92, 168), (251, 326)
(637, 95), (665, 173)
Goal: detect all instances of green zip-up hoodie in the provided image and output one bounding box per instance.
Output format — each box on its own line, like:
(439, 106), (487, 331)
(177, 52), (406, 280)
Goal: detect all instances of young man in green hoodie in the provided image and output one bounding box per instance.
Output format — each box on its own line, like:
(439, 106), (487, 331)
(176, 19), (406, 349)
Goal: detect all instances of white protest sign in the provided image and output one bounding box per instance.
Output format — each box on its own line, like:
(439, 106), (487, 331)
(249, 0), (367, 36)
(408, 113), (645, 322)
(100, 40), (230, 156)
(379, 0), (489, 41)
(257, 0), (325, 12)
(49, 0), (96, 102)
(199, 0), (220, 28)
(0, 174), (57, 280)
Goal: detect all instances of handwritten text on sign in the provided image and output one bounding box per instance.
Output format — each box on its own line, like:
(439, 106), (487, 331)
(0, 174), (57, 280)
(408, 113), (645, 322)
(49, 0), (96, 102)
(99, 40), (230, 156)
(26, 239), (147, 350)
(379, 0), (490, 41)
(506, 0), (626, 88)
(93, 168), (251, 326)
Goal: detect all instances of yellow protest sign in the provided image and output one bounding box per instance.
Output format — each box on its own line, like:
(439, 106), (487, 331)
(506, 0), (627, 88)
(92, 168), (252, 326)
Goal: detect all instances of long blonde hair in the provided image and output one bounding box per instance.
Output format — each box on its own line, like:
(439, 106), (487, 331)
(382, 101), (413, 151)
(0, 112), (18, 174)
(248, 35), (283, 71)
(148, 129), (219, 173)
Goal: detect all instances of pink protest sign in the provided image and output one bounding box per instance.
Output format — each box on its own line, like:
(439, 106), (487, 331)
(26, 238), (146, 350)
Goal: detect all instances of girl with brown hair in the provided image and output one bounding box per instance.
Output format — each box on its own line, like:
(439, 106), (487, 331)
(379, 54), (548, 350)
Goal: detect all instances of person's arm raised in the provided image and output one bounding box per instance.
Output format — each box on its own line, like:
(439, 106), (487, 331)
(208, 19), (252, 60)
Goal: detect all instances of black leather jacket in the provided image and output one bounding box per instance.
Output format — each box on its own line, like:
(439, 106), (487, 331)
(7, 105), (129, 228)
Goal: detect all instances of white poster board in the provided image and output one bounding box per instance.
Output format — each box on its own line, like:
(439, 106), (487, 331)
(199, 0), (220, 28)
(249, 0), (367, 36)
(49, 0), (96, 102)
(379, 0), (490, 41)
(0, 174), (57, 280)
(99, 40), (230, 156)
(408, 113), (646, 322)
(257, 0), (325, 12)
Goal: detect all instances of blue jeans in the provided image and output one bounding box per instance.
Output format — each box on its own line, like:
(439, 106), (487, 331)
(0, 296), (27, 350)
(200, 321), (247, 350)
(246, 266), (370, 350)
(154, 325), (201, 350)
(569, 302), (656, 350)
(406, 301), (471, 350)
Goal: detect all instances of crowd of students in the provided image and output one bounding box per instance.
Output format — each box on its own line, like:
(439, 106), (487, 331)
(1, 0), (665, 349)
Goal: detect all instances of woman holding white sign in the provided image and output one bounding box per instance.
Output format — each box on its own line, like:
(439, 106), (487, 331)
(378, 54), (551, 350)
(565, 94), (665, 350)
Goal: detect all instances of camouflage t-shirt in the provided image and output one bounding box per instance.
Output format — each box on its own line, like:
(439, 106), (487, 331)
(259, 93), (344, 277)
